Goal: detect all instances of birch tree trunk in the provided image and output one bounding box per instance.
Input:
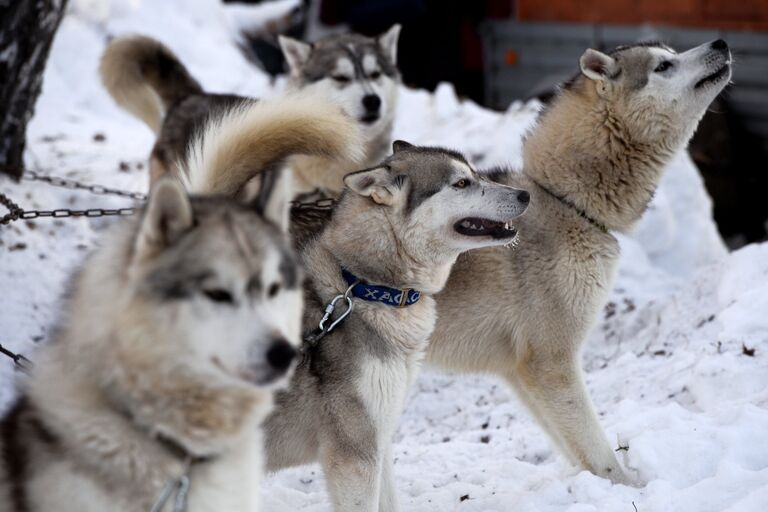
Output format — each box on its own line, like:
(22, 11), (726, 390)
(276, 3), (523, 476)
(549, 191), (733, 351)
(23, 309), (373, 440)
(0, 0), (68, 179)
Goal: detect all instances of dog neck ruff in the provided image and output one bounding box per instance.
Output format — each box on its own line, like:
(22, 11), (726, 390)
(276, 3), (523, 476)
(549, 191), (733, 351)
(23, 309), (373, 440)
(341, 268), (422, 308)
(528, 176), (609, 233)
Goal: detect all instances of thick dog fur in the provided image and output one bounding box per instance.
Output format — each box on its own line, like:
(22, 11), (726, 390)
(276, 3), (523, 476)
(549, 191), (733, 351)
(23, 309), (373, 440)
(0, 168), (303, 511)
(284, 39), (732, 485)
(279, 26), (401, 194)
(424, 40), (733, 484)
(184, 102), (530, 511)
(266, 145), (529, 512)
(100, 28), (400, 189)
(182, 92), (365, 196)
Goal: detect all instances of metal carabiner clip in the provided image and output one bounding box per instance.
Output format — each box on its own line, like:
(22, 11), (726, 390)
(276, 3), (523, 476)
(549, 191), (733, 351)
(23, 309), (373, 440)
(317, 281), (357, 334)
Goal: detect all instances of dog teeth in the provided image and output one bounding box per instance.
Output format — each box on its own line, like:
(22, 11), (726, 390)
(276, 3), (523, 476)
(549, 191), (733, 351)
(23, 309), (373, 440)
(460, 220), (471, 228)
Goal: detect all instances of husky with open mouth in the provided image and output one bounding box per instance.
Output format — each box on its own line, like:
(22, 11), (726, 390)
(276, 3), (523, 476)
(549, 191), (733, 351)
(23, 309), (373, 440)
(425, 39), (733, 485)
(183, 97), (529, 510)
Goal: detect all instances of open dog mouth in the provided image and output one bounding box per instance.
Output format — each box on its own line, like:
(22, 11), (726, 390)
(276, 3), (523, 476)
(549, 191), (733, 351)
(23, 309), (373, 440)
(694, 64), (730, 89)
(454, 217), (517, 239)
(360, 114), (380, 125)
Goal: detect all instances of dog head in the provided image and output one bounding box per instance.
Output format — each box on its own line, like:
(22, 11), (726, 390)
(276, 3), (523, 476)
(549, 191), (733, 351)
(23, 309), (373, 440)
(279, 25), (401, 139)
(574, 39), (731, 144)
(338, 141), (529, 290)
(120, 175), (302, 395)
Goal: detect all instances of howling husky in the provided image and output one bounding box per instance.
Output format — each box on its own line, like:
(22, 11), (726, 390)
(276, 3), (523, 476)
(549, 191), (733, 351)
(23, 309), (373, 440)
(99, 26), (400, 192)
(183, 102), (530, 510)
(425, 39), (733, 484)
(0, 94), (361, 512)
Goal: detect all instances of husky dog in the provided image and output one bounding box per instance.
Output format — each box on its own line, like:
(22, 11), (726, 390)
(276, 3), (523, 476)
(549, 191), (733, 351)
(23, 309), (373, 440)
(100, 25), (400, 191)
(186, 101), (530, 510)
(422, 40), (733, 484)
(278, 25), (401, 193)
(0, 95), (361, 512)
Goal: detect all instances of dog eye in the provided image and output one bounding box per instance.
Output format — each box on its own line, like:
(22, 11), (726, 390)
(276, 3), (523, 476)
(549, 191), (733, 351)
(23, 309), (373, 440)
(267, 282), (281, 298)
(369, 71), (381, 80)
(332, 75), (351, 83)
(203, 289), (234, 304)
(654, 61), (673, 73)
(453, 179), (470, 189)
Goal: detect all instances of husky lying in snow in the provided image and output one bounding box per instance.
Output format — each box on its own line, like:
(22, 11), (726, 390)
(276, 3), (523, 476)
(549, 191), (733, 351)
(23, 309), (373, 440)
(184, 100), (530, 510)
(0, 94), (361, 512)
(100, 25), (400, 194)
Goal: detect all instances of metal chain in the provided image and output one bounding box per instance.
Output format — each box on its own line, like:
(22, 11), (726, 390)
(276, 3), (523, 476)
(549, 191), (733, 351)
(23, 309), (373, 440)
(2, 171), (337, 225)
(291, 197), (336, 209)
(2, 169), (147, 225)
(24, 170), (148, 200)
(0, 191), (25, 224)
(1, 173), (338, 369)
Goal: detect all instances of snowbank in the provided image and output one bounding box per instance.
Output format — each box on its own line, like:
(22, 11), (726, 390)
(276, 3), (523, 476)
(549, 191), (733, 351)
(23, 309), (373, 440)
(1, 1), (765, 510)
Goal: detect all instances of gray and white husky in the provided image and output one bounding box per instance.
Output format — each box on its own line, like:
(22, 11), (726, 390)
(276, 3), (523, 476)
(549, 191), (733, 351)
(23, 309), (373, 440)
(285, 39), (732, 485)
(278, 25), (401, 193)
(0, 94), (360, 512)
(100, 25), (400, 193)
(185, 101), (530, 511)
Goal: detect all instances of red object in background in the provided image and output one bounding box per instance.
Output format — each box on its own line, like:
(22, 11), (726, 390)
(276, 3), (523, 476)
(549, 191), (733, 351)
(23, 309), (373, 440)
(517, 0), (768, 31)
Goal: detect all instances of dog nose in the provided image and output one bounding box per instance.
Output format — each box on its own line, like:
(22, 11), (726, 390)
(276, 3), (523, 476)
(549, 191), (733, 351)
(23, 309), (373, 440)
(362, 94), (381, 113)
(517, 190), (530, 205)
(266, 339), (296, 372)
(711, 39), (728, 52)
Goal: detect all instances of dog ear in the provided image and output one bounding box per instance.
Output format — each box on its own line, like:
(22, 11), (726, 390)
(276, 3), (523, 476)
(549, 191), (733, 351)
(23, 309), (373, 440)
(252, 167), (292, 233)
(344, 167), (397, 206)
(579, 49), (618, 81)
(278, 35), (312, 75)
(392, 140), (413, 153)
(136, 178), (193, 256)
(378, 24), (401, 66)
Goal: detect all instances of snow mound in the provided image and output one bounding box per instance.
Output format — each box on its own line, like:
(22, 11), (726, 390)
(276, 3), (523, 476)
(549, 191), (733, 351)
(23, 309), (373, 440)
(1, 1), (765, 510)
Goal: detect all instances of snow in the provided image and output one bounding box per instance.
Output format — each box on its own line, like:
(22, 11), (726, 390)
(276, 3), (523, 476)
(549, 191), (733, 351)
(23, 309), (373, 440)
(1, 1), (766, 510)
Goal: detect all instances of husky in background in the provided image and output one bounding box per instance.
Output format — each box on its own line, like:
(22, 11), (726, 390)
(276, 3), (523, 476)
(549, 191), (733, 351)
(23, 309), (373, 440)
(185, 100), (530, 511)
(0, 95), (362, 512)
(424, 40), (733, 484)
(99, 25), (400, 192)
(278, 25), (401, 194)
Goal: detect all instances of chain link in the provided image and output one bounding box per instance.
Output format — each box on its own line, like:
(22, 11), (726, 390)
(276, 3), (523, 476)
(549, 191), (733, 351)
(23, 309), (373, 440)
(1, 172), (338, 368)
(2, 169), (148, 225)
(291, 197), (336, 209)
(2, 170), (337, 226)
(24, 170), (148, 200)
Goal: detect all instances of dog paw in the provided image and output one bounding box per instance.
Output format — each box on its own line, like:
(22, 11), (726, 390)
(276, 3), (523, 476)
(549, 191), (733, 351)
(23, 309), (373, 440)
(606, 465), (646, 487)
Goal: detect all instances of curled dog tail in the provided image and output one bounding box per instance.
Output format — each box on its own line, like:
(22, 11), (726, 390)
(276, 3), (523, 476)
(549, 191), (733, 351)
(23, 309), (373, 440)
(183, 92), (365, 196)
(100, 35), (203, 133)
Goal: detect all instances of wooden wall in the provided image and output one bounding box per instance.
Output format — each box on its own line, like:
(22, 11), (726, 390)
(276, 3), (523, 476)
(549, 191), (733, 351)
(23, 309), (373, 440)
(517, 0), (768, 31)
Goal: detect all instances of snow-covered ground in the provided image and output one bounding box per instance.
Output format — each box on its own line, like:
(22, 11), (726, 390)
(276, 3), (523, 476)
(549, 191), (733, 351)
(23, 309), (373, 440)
(1, 1), (767, 510)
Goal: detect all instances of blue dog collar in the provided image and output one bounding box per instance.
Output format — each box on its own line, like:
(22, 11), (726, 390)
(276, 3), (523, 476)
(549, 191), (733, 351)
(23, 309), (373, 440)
(341, 269), (421, 308)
